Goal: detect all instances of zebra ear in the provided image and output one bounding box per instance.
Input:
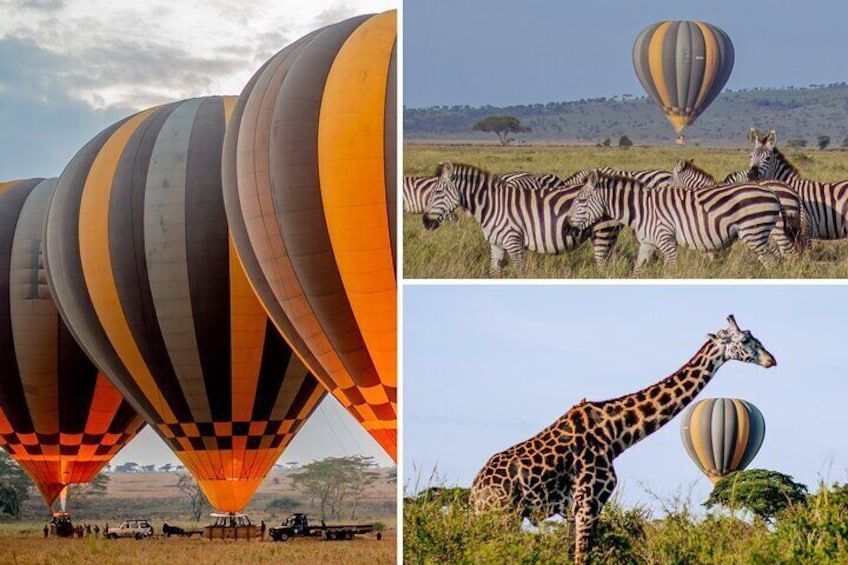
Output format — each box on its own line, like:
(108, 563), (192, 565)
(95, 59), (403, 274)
(673, 159), (684, 174)
(749, 127), (759, 145)
(764, 131), (777, 150)
(586, 170), (598, 189)
(439, 162), (453, 179)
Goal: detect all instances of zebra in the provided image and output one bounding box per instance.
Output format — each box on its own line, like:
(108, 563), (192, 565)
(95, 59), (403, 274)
(422, 162), (620, 275)
(749, 128), (848, 240)
(566, 171), (787, 274)
(405, 171), (562, 214)
(668, 159), (807, 256)
(722, 169), (753, 184)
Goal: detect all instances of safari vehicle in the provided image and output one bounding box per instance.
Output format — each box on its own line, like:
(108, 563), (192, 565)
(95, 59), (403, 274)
(269, 513), (375, 542)
(105, 519), (154, 539)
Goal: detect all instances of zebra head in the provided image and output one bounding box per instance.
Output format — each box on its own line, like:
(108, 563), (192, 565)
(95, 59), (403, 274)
(423, 162), (461, 230)
(708, 315), (777, 368)
(567, 171), (605, 230)
(748, 128), (778, 180)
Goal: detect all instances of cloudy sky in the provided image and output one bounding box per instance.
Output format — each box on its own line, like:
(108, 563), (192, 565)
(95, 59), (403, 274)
(405, 0), (848, 108)
(405, 285), (848, 514)
(0, 0), (395, 178)
(0, 0), (396, 468)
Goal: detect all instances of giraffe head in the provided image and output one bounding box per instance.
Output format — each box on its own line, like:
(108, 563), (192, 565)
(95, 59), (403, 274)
(748, 128), (777, 180)
(423, 162), (460, 230)
(708, 315), (776, 368)
(567, 171), (606, 230)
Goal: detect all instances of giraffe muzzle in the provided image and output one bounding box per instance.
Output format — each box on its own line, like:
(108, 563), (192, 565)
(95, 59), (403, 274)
(759, 351), (777, 368)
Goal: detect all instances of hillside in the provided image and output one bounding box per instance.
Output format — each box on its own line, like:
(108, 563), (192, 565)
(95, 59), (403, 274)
(404, 84), (848, 146)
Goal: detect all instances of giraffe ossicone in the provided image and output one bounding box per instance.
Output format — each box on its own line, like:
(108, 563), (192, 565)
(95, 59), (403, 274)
(469, 314), (776, 565)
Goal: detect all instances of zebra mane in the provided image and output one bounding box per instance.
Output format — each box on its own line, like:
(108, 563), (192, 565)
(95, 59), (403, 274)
(593, 169), (647, 187)
(769, 145), (801, 177)
(677, 159), (715, 180)
(434, 162), (496, 179)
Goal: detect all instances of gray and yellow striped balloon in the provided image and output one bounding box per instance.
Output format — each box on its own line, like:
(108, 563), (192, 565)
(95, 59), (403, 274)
(632, 21), (734, 135)
(680, 398), (765, 483)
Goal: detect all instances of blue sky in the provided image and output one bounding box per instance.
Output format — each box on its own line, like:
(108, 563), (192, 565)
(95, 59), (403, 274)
(404, 0), (848, 108)
(403, 284), (847, 513)
(0, 0), (397, 469)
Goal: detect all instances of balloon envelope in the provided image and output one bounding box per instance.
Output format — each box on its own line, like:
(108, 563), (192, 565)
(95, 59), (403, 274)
(222, 11), (397, 460)
(632, 21), (734, 134)
(0, 178), (144, 507)
(680, 397), (764, 483)
(44, 96), (326, 512)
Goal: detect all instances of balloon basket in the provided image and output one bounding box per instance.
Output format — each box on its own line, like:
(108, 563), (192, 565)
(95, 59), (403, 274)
(204, 513), (257, 540)
(49, 512), (74, 538)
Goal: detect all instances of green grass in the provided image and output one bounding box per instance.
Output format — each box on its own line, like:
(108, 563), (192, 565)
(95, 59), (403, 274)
(403, 483), (848, 565)
(403, 144), (848, 279)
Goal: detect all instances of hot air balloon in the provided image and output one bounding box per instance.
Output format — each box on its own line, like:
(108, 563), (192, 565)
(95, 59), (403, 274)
(222, 11), (397, 460)
(0, 177), (144, 509)
(680, 397), (765, 483)
(632, 21), (734, 141)
(43, 96), (326, 513)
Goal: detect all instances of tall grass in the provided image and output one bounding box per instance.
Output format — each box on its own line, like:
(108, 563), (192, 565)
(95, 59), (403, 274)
(403, 144), (848, 279)
(403, 481), (848, 565)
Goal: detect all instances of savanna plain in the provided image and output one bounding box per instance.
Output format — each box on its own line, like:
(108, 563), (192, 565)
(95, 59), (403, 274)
(404, 143), (848, 279)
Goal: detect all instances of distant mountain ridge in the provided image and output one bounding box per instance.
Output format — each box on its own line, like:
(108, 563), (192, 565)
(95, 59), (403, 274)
(404, 84), (848, 146)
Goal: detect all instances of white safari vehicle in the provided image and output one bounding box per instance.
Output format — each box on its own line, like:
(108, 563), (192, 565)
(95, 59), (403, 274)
(105, 519), (154, 539)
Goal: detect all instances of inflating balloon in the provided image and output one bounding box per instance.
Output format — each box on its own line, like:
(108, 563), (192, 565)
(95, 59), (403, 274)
(222, 11), (397, 460)
(44, 97), (326, 512)
(633, 21), (734, 138)
(680, 397), (764, 483)
(0, 178), (144, 508)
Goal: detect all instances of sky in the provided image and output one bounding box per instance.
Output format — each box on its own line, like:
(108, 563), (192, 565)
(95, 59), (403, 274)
(403, 284), (848, 514)
(0, 0), (395, 178)
(404, 0), (848, 108)
(0, 0), (396, 468)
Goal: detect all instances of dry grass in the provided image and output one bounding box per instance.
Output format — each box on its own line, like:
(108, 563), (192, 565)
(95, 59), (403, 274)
(0, 527), (396, 565)
(403, 143), (848, 279)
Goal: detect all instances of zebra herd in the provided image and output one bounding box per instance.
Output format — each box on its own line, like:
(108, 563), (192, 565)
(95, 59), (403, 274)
(405, 128), (843, 276)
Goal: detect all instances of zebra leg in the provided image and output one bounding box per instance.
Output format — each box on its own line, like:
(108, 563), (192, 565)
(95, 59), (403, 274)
(633, 241), (658, 275)
(504, 236), (526, 275)
(739, 229), (779, 268)
(489, 245), (506, 276)
(656, 236), (679, 270)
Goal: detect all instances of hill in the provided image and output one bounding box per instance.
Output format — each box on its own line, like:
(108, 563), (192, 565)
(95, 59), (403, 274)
(404, 84), (848, 146)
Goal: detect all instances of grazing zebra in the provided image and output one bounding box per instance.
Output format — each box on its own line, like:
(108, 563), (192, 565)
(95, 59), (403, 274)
(403, 175), (440, 213)
(422, 162), (620, 275)
(749, 128), (848, 240)
(566, 171), (786, 273)
(668, 159), (807, 256)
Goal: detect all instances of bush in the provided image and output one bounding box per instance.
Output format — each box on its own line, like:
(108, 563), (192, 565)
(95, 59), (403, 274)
(619, 135), (633, 149)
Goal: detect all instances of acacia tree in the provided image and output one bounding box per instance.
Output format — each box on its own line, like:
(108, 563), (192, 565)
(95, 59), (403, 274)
(290, 456), (379, 521)
(175, 472), (210, 522)
(472, 115), (529, 145)
(705, 469), (807, 522)
(817, 135), (831, 150)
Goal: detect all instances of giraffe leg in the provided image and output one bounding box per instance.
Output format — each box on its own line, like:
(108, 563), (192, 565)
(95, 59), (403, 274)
(571, 465), (617, 565)
(489, 244), (506, 276)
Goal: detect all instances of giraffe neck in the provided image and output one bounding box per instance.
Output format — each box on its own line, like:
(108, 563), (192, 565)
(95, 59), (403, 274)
(603, 340), (726, 456)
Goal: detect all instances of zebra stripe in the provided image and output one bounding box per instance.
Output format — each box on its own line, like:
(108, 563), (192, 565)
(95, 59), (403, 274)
(562, 166), (672, 188)
(403, 176), (439, 213)
(567, 172), (784, 273)
(750, 129), (848, 240)
(498, 172), (565, 190)
(422, 163), (620, 275)
(669, 159), (806, 256)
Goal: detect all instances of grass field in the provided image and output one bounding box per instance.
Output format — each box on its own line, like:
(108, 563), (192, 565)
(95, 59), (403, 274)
(403, 143), (848, 279)
(0, 524), (396, 565)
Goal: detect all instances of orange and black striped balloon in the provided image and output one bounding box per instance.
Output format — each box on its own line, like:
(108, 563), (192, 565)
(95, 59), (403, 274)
(633, 21), (734, 134)
(0, 178), (144, 508)
(222, 11), (397, 460)
(44, 96), (326, 512)
(680, 398), (765, 483)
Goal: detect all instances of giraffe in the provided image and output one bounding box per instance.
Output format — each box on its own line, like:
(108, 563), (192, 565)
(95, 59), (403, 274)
(469, 315), (776, 565)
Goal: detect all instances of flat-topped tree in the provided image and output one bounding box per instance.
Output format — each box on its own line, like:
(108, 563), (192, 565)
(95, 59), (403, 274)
(472, 115), (529, 145)
(470, 315), (776, 565)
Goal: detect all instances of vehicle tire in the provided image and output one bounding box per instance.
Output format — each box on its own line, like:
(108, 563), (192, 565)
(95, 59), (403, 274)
(280, 532), (289, 542)
(345, 532), (353, 540)
(327, 531), (337, 541)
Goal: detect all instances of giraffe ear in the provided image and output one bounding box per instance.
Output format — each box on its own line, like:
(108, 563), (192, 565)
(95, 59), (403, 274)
(707, 332), (718, 341)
